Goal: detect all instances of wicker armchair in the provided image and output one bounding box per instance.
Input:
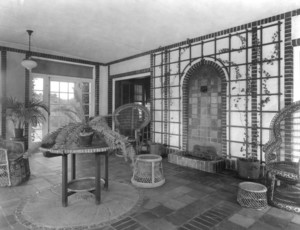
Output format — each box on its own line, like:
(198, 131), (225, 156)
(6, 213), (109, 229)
(114, 103), (151, 155)
(0, 140), (30, 186)
(263, 100), (300, 213)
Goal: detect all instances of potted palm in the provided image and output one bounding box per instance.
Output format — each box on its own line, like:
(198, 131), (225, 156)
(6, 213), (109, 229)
(3, 96), (50, 138)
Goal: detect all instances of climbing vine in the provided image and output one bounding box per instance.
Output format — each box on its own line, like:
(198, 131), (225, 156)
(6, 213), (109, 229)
(217, 30), (279, 159)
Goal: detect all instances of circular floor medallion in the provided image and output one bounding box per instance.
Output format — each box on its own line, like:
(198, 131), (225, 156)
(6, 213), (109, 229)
(15, 180), (143, 229)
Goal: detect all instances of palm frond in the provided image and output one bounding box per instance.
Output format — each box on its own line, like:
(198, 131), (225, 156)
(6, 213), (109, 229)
(27, 99), (50, 114)
(52, 106), (83, 122)
(89, 116), (110, 129)
(53, 123), (84, 149)
(90, 116), (129, 158)
(64, 124), (87, 147)
(41, 126), (66, 147)
(4, 97), (49, 128)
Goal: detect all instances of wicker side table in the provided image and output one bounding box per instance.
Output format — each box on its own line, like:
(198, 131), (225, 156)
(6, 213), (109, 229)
(131, 154), (165, 188)
(237, 182), (268, 210)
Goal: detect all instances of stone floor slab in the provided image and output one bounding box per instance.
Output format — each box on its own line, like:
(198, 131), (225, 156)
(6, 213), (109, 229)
(228, 213), (255, 228)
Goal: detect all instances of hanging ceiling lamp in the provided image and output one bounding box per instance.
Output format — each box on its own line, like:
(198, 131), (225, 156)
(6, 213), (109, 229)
(21, 30), (37, 70)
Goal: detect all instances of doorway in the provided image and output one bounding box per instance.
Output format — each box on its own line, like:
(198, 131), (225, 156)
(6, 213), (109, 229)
(113, 76), (151, 143)
(30, 75), (94, 145)
(114, 77), (150, 109)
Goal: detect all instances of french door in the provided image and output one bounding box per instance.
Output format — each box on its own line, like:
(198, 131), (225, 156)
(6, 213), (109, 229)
(30, 74), (94, 146)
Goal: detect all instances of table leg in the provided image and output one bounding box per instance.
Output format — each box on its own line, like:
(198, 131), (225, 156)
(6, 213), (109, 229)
(95, 152), (101, 204)
(62, 154), (68, 207)
(71, 154), (76, 180)
(104, 151), (108, 190)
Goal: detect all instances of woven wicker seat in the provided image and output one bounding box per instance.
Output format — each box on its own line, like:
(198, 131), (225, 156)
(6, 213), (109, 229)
(0, 140), (30, 186)
(114, 103), (151, 155)
(263, 100), (300, 213)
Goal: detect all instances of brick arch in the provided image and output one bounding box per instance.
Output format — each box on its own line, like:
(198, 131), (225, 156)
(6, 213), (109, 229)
(181, 59), (227, 156)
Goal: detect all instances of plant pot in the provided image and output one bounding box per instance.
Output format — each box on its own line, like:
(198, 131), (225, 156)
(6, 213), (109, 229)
(237, 158), (260, 180)
(79, 132), (94, 147)
(149, 143), (165, 156)
(14, 128), (24, 138)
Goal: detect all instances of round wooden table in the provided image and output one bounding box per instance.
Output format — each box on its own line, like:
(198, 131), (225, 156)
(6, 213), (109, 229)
(40, 142), (116, 207)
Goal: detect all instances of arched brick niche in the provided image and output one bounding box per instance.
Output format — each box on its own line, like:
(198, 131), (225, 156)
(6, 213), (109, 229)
(182, 59), (227, 157)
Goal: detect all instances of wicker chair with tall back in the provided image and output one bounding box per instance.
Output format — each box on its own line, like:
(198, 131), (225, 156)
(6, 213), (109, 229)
(0, 139), (30, 186)
(114, 103), (151, 155)
(263, 100), (300, 213)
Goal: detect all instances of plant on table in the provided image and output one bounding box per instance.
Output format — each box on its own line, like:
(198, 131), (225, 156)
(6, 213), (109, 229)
(41, 84), (135, 166)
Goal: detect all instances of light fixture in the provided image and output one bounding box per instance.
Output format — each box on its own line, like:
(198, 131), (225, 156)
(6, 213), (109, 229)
(21, 30), (37, 70)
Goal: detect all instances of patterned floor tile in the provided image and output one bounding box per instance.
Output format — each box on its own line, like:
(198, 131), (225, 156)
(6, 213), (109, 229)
(161, 198), (187, 210)
(286, 222), (300, 230)
(291, 214), (300, 225)
(259, 213), (290, 229)
(149, 204), (174, 218)
(267, 207), (294, 220)
(228, 213), (256, 228)
(134, 211), (159, 226)
(165, 211), (193, 226)
(145, 218), (177, 230)
(213, 220), (246, 230)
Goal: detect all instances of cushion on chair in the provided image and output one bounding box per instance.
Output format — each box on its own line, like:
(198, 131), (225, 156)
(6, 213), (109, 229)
(269, 161), (299, 181)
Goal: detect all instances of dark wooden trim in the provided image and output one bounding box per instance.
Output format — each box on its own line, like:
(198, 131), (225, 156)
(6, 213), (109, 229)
(109, 68), (150, 79)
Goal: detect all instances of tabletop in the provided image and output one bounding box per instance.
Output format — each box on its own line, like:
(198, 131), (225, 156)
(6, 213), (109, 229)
(39, 137), (117, 155)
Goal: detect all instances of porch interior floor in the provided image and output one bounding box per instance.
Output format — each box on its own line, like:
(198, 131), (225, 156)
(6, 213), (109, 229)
(1, 152), (300, 230)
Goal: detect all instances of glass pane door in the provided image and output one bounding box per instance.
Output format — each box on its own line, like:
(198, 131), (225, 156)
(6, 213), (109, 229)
(31, 77), (45, 142)
(49, 81), (91, 132)
(30, 75), (93, 144)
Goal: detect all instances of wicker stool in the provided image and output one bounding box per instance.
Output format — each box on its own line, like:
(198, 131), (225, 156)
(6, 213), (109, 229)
(131, 154), (165, 188)
(237, 182), (268, 210)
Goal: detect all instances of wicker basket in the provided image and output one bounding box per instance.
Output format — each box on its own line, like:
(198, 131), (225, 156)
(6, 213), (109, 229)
(237, 182), (268, 210)
(0, 154), (30, 187)
(131, 154), (165, 188)
(0, 140), (30, 187)
(9, 157), (30, 186)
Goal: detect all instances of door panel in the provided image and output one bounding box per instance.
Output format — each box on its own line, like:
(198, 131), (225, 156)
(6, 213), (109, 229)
(30, 76), (93, 144)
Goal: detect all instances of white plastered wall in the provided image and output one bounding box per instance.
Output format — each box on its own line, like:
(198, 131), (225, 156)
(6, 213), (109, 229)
(292, 15), (300, 101)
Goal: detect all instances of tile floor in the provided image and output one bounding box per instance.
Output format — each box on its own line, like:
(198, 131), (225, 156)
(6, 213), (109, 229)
(1, 152), (300, 230)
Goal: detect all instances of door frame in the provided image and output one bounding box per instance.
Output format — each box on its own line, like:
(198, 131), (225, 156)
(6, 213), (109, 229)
(29, 73), (95, 145)
(112, 73), (150, 130)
